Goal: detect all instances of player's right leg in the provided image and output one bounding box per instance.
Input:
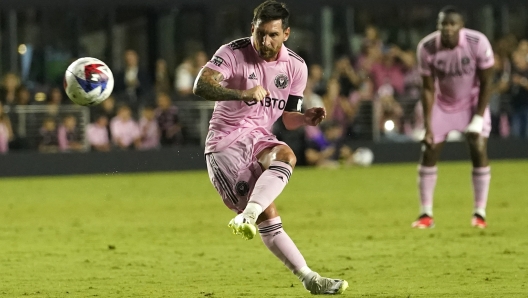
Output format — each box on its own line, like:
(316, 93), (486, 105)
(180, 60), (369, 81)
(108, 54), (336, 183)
(257, 203), (348, 295)
(412, 142), (444, 228)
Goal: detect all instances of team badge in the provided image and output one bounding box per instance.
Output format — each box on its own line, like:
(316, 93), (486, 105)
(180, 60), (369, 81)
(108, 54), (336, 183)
(235, 181), (250, 197)
(274, 74), (289, 89)
(461, 57), (470, 65)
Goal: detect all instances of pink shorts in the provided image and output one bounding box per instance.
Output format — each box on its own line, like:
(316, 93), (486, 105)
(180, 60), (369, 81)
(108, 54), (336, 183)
(205, 128), (286, 213)
(431, 103), (491, 144)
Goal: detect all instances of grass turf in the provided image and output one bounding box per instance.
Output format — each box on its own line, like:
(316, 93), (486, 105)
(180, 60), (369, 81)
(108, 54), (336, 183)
(0, 160), (527, 297)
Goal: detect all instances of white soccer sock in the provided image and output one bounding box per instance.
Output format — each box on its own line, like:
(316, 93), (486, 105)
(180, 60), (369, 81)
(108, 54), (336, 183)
(295, 266), (313, 281)
(474, 207), (486, 218)
(420, 206), (433, 216)
(242, 202), (263, 225)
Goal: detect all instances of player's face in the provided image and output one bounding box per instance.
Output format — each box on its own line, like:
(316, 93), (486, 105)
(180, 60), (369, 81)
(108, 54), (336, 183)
(252, 19), (290, 61)
(437, 12), (463, 46)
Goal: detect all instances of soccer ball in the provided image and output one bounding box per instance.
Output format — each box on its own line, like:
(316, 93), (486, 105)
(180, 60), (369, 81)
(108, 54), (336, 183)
(352, 147), (374, 167)
(64, 57), (114, 106)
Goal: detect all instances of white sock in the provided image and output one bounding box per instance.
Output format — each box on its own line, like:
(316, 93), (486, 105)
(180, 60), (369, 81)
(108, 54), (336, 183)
(474, 208), (486, 218)
(295, 266), (313, 281)
(242, 202), (263, 224)
(420, 206), (433, 216)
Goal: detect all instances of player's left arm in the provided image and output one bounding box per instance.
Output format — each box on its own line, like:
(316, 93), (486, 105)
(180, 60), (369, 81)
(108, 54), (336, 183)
(475, 67), (493, 117)
(282, 105), (326, 130)
(466, 36), (495, 134)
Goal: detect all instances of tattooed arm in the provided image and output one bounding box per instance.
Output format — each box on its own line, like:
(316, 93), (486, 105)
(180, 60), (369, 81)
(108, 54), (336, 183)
(193, 67), (268, 102)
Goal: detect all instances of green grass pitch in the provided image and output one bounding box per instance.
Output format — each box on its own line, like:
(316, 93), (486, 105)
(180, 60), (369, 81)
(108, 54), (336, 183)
(0, 161), (527, 297)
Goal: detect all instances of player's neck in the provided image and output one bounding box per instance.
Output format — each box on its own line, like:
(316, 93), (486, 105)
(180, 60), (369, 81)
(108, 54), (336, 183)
(441, 30), (461, 49)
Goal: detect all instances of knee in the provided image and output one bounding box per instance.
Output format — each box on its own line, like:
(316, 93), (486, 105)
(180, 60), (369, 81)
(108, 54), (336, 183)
(273, 146), (297, 168)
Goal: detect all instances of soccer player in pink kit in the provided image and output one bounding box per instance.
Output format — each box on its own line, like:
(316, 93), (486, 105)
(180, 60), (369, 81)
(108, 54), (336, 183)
(193, 0), (348, 295)
(412, 6), (494, 229)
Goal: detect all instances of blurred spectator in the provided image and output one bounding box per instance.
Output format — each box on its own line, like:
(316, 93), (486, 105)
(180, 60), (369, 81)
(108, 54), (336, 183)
(518, 39), (528, 59)
(510, 50), (528, 138)
(7, 87), (34, 151)
(16, 86), (33, 105)
(331, 56), (363, 98)
(400, 50), (423, 137)
(42, 86), (65, 122)
(139, 106), (160, 150)
(155, 92), (183, 146)
(323, 78), (360, 136)
(304, 121), (353, 168)
(87, 114), (110, 152)
(376, 84), (408, 142)
(362, 25), (384, 53)
(308, 64), (326, 96)
(38, 118), (59, 153)
(0, 102), (14, 154)
(91, 95), (117, 121)
(175, 50), (208, 97)
(0, 73), (21, 108)
(489, 53), (511, 138)
(370, 45), (414, 95)
(110, 104), (141, 150)
(58, 115), (84, 152)
(114, 49), (152, 108)
(155, 59), (174, 94)
(303, 79), (325, 110)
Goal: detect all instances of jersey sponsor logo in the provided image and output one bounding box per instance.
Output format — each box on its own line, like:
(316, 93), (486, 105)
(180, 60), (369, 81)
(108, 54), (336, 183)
(244, 96), (287, 110)
(248, 72), (257, 80)
(274, 74), (289, 89)
(211, 56), (224, 66)
(434, 57), (475, 78)
(235, 181), (250, 197)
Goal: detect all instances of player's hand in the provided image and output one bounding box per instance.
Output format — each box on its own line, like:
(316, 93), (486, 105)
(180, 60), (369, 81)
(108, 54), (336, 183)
(465, 114), (484, 137)
(422, 128), (435, 149)
(304, 107), (326, 126)
(241, 85), (269, 102)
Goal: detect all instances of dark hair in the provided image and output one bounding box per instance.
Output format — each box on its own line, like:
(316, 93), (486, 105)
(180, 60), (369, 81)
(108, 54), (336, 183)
(439, 5), (462, 18)
(252, 0), (290, 30)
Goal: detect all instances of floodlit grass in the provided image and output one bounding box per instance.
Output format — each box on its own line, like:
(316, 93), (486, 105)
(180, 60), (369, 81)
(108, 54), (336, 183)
(0, 161), (527, 297)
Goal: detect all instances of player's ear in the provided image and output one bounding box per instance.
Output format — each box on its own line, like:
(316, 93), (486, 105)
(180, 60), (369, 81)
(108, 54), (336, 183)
(284, 27), (291, 41)
(251, 24), (255, 34)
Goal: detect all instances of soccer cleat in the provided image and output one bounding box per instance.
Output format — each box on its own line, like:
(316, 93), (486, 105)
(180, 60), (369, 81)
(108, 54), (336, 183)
(471, 213), (487, 229)
(227, 214), (257, 240)
(302, 272), (348, 295)
(411, 214), (435, 229)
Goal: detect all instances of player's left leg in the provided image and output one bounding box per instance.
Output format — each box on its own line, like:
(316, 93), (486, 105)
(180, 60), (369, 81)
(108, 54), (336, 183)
(466, 134), (490, 228)
(256, 203), (348, 295)
(235, 145), (296, 226)
(228, 144), (295, 239)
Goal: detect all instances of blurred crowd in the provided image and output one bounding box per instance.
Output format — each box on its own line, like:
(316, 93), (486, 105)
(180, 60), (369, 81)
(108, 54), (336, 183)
(1, 26), (527, 164)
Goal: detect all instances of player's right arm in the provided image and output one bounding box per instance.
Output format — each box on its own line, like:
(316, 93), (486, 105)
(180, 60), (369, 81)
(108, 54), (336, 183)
(421, 75), (435, 147)
(416, 39), (435, 148)
(193, 67), (268, 102)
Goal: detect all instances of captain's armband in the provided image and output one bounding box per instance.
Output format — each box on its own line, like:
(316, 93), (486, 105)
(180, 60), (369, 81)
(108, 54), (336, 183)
(284, 95), (303, 112)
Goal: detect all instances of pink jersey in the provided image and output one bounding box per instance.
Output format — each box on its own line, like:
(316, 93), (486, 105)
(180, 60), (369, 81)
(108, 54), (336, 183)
(110, 117), (140, 147)
(203, 37), (308, 153)
(417, 28), (494, 112)
(86, 124), (109, 147)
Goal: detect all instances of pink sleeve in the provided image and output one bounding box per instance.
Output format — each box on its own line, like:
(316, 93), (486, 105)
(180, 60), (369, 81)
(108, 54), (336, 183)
(204, 45), (237, 80)
(58, 126), (68, 151)
(476, 36), (494, 70)
(417, 43), (432, 76)
(289, 61), (308, 96)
